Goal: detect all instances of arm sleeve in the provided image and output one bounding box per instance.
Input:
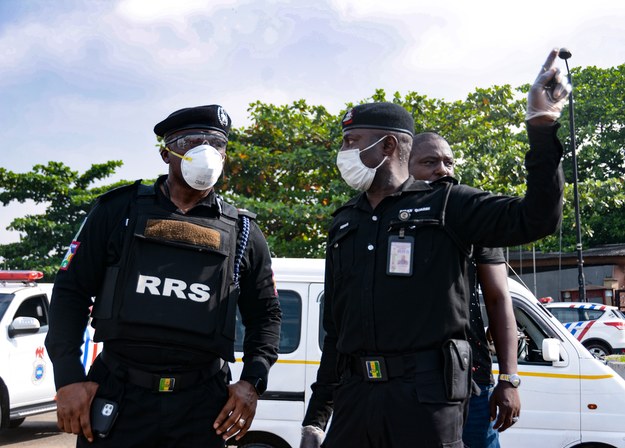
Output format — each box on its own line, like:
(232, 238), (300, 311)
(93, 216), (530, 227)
(45, 199), (122, 389)
(473, 246), (506, 265)
(302, 246), (339, 429)
(448, 123), (564, 248)
(302, 381), (335, 430)
(238, 221), (282, 385)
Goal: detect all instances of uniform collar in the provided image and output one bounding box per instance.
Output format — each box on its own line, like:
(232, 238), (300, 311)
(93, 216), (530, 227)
(333, 175), (458, 216)
(156, 175), (221, 214)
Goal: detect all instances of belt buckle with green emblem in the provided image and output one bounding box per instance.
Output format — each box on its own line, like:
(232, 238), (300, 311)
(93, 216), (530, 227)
(158, 377), (176, 392)
(360, 357), (388, 382)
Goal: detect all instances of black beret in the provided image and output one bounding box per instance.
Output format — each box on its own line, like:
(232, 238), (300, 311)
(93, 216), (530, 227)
(154, 104), (232, 138)
(341, 102), (414, 137)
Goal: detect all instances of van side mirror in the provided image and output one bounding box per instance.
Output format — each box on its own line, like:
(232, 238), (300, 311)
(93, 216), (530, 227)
(542, 338), (561, 362)
(8, 316), (41, 338)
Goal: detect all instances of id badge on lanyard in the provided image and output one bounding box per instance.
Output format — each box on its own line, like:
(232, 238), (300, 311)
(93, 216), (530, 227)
(387, 228), (413, 276)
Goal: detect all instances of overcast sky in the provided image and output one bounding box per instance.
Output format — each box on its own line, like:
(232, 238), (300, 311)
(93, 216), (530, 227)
(1, 0), (624, 245)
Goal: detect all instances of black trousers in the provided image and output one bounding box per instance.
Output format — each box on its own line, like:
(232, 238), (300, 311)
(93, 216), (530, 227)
(322, 368), (465, 448)
(77, 356), (229, 448)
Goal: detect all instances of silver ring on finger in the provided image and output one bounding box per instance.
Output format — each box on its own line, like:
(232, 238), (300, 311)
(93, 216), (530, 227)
(238, 418), (246, 426)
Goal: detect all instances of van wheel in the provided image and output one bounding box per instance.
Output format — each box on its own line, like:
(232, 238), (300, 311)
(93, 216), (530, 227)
(583, 341), (610, 358)
(571, 443), (616, 448)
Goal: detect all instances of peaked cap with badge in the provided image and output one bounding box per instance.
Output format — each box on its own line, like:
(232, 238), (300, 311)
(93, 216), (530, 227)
(341, 102), (415, 137)
(154, 104), (232, 139)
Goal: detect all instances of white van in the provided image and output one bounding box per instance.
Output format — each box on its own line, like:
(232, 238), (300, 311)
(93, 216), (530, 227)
(0, 271), (100, 429)
(229, 258), (625, 448)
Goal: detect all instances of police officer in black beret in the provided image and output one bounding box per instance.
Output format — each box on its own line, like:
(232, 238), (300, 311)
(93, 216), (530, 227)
(303, 50), (569, 447)
(46, 104), (282, 447)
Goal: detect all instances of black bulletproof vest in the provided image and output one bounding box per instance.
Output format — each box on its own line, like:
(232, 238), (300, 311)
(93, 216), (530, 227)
(92, 184), (243, 359)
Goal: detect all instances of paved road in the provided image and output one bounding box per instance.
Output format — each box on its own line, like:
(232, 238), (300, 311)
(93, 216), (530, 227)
(0, 412), (75, 447)
(0, 413), (241, 447)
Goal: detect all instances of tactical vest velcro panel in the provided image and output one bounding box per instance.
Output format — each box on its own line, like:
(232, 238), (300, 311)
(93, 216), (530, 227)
(92, 184), (241, 355)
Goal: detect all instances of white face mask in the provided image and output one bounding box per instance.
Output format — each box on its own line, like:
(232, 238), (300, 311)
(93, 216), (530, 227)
(178, 144), (224, 190)
(336, 135), (388, 191)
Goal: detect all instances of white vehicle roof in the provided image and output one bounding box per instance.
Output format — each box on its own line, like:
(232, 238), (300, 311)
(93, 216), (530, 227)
(545, 302), (618, 310)
(271, 257), (324, 283)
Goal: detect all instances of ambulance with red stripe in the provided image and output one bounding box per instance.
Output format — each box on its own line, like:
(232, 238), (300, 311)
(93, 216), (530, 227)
(229, 258), (625, 448)
(0, 271), (100, 429)
(545, 302), (625, 358)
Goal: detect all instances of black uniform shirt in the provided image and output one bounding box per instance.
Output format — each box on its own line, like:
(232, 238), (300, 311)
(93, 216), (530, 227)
(46, 175), (281, 390)
(317, 123), (563, 388)
(468, 246), (506, 385)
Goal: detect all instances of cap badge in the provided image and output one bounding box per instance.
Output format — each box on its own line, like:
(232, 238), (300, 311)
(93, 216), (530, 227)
(217, 107), (229, 127)
(342, 109), (354, 125)
(399, 211), (410, 221)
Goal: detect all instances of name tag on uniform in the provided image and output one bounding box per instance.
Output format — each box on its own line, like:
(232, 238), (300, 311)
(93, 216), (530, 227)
(387, 235), (414, 276)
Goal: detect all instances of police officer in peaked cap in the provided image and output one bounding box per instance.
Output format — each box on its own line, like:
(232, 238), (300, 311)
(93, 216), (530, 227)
(302, 50), (569, 447)
(46, 104), (282, 447)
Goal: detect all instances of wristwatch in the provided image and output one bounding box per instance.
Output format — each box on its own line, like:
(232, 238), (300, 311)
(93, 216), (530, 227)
(242, 376), (266, 396)
(498, 373), (522, 388)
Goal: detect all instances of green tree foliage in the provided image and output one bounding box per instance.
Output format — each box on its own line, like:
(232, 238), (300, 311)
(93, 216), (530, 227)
(0, 161), (128, 279)
(2, 64), (624, 271)
(212, 100), (351, 258)
(547, 65), (625, 252)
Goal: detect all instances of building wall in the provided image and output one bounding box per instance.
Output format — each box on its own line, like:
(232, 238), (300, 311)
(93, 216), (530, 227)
(614, 264), (625, 289)
(510, 265), (615, 302)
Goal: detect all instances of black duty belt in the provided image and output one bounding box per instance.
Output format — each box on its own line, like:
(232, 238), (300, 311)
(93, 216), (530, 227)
(347, 350), (441, 382)
(100, 350), (225, 393)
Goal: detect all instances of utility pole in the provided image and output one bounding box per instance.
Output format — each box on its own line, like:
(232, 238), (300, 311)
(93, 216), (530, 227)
(559, 48), (586, 302)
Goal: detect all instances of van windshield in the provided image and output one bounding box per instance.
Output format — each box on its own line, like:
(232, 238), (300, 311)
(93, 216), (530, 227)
(0, 293), (15, 321)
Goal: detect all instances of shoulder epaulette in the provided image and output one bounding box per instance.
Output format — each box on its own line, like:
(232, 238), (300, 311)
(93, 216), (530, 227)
(136, 182), (156, 197)
(332, 193), (362, 217)
(237, 208), (257, 220)
(98, 180), (143, 203)
(219, 200), (239, 220)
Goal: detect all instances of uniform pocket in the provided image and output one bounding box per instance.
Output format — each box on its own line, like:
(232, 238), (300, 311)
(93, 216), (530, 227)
(328, 223), (358, 278)
(442, 339), (472, 401)
(413, 369), (453, 404)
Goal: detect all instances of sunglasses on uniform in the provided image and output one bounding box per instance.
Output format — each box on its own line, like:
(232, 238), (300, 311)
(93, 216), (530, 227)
(165, 132), (228, 152)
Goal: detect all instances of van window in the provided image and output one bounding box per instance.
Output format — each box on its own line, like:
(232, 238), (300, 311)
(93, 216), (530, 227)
(491, 298), (555, 365)
(319, 293), (326, 350)
(15, 295), (49, 327)
(549, 308), (579, 323)
(0, 293), (14, 321)
(586, 309), (603, 321)
(234, 289), (302, 354)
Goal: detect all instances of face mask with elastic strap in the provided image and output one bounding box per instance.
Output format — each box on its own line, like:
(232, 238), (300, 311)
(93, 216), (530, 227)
(165, 144), (224, 190)
(336, 135), (389, 191)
